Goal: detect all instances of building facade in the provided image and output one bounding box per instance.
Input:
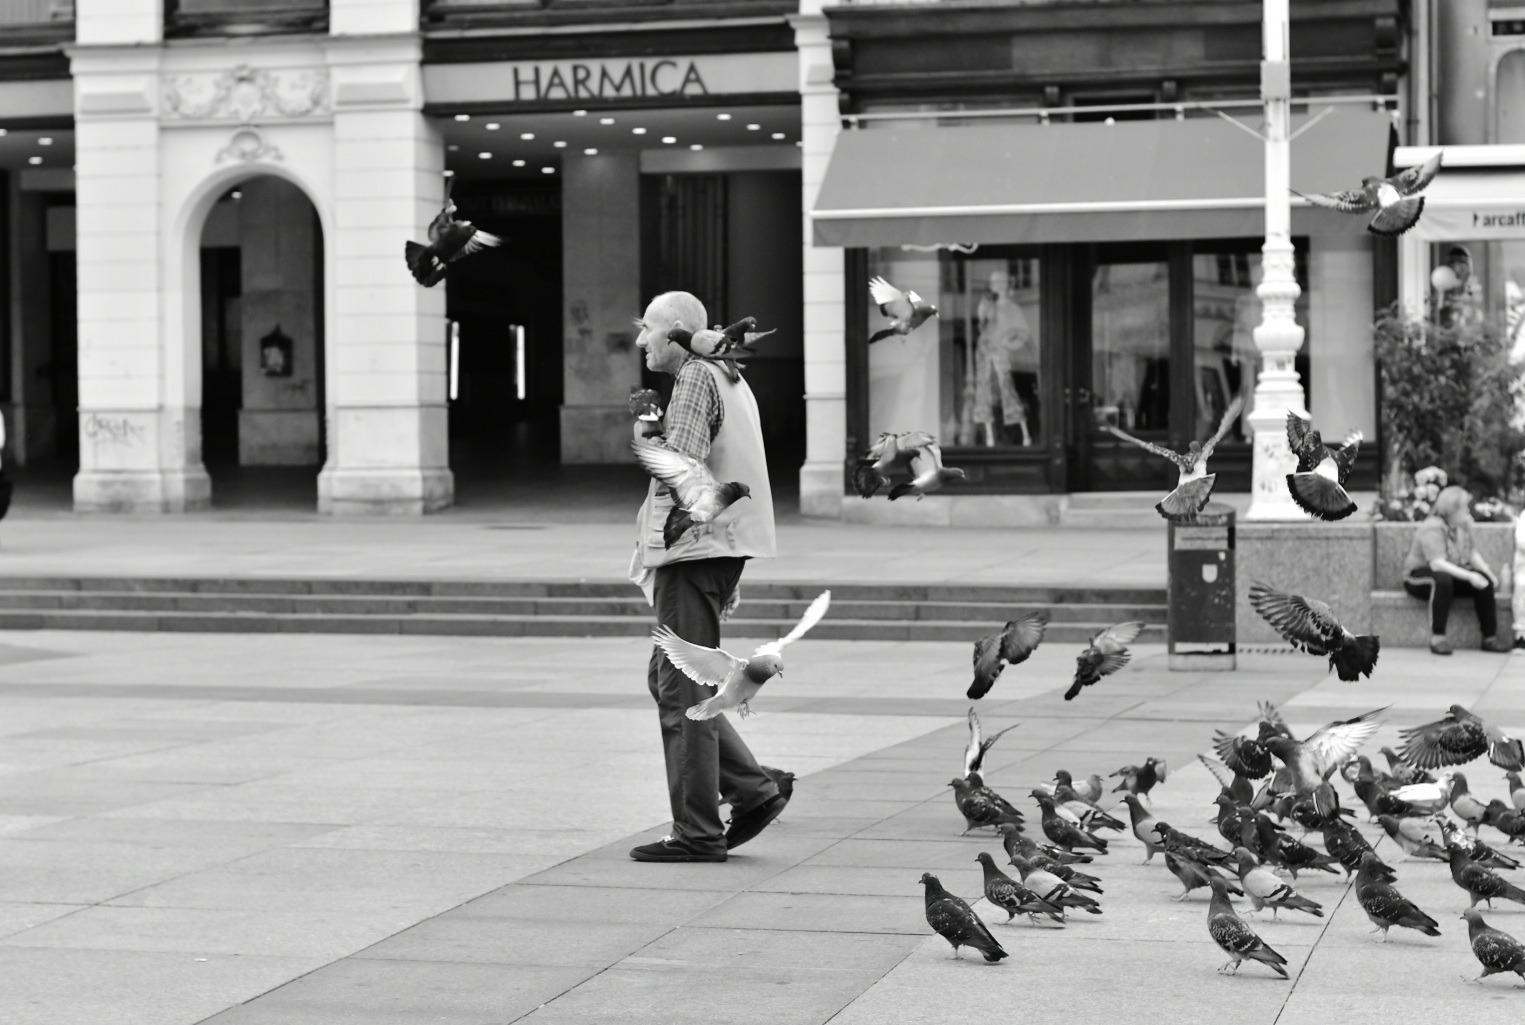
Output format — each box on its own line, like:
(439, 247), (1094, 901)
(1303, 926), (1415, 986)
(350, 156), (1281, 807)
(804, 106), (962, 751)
(0, 1), (1427, 519)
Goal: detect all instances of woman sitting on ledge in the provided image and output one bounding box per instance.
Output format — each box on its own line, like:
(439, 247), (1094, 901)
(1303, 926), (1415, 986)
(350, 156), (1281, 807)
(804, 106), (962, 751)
(1402, 485), (1509, 655)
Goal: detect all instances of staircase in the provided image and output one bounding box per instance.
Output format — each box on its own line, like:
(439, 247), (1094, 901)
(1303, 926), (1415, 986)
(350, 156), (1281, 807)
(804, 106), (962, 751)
(0, 577), (1166, 644)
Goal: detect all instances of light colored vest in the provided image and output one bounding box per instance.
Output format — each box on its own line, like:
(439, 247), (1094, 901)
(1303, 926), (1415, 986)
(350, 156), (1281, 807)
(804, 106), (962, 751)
(635, 359), (777, 570)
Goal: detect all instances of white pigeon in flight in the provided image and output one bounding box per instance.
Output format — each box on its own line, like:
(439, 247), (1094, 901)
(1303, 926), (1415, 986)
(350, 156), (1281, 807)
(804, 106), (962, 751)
(653, 591), (832, 721)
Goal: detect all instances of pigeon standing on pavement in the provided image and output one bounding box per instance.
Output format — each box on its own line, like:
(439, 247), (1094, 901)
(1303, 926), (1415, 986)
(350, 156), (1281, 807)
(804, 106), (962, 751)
(1283, 412), (1363, 521)
(404, 178), (504, 287)
(1206, 875), (1288, 979)
(1231, 847), (1323, 919)
(1435, 817), (1522, 872)
(1067, 621), (1144, 700)
(868, 276), (938, 344)
(1323, 818), (1395, 880)
(950, 777), (1021, 835)
(1381, 746), (1434, 786)
(1111, 757), (1167, 803)
(1293, 150), (1443, 236)
(652, 591), (831, 720)
(1101, 396), (1243, 522)
(1448, 845), (1525, 909)
(919, 873), (1008, 962)
(975, 852), (1065, 925)
(1449, 772), (1492, 834)
(1461, 909), (1525, 985)
(632, 440), (752, 550)
(887, 441), (966, 500)
(1398, 705), (1525, 772)
(968, 613), (1047, 700)
(1374, 815), (1448, 862)
(1247, 581), (1380, 682)
(1486, 800), (1525, 842)
(1033, 793), (1107, 853)
(964, 708), (1019, 777)
(1508, 772), (1525, 811)
(1007, 854), (1103, 916)
(853, 430), (936, 499)
(1356, 852), (1441, 942)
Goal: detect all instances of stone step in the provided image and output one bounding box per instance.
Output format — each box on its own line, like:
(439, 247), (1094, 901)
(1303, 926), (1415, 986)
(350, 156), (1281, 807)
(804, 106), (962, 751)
(1370, 589), (1515, 649)
(0, 589), (1164, 624)
(0, 608), (1167, 643)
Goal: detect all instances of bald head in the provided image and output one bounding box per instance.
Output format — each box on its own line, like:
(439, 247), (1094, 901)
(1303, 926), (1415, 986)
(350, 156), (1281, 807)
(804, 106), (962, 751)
(637, 291), (708, 375)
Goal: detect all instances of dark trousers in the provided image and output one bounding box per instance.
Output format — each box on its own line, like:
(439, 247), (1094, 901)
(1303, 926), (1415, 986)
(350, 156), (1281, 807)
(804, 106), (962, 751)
(647, 556), (778, 854)
(1404, 567), (1498, 637)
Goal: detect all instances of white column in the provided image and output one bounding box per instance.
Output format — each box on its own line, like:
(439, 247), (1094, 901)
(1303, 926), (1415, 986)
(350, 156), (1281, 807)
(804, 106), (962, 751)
(794, 1), (846, 519)
(320, 35), (453, 514)
(1244, 0), (1310, 521)
(71, 33), (213, 512)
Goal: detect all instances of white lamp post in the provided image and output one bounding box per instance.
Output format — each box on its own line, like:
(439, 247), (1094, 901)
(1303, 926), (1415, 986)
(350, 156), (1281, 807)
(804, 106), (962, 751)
(1243, 0), (1312, 520)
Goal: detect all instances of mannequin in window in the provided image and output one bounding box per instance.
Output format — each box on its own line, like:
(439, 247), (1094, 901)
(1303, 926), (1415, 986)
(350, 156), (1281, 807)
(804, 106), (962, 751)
(1434, 245), (1483, 330)
(972, 269), (1035, 447)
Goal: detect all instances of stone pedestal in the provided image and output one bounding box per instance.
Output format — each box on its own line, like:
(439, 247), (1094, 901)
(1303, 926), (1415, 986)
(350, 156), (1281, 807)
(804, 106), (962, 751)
(1235, 521), (1374, 644)
(559, 153), (641, 464)
(795, 2), (847, 518)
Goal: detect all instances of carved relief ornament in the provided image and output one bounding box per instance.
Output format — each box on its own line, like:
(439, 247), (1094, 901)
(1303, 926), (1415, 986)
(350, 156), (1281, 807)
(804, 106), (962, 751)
(161, 64), (330, 124)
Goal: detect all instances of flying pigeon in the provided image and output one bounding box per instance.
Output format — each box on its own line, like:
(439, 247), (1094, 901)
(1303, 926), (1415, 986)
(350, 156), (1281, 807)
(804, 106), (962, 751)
(968, 613), (1047, 700)
(1101, 395), (1244, 522)
(1206, 875), (1288, 978)
(404, 178), (504, 287)
(1398, 705), (1525, 772)
(964, 709), (1019, 777)
(1462, 909), (1525, 985)
(1111, 757), (1167, 803)
(1247, 581), (1380, 682)
(1375, 814), (1448, 862)
(975, 852), (1066, 925)
(887, 441), (966, 500)
(1067, 621), (1144, 700)
(1260, 706), (1385, 819)
(868, 276), (937, 344)
(631, 440), (752, 550)
(1231, 847), (1323, 919)
(1007, 854), (1103, 916)
(1033, 793), (1107, 853)
(853, 430), (936, 499)
(1356, 852), (1441, 942)
(1294, 150), (1443, 236)
(1211, 723), (1280, 781)
(1449, 846), (1525, 909)
(1284, 412), (1362, 521)
(652, 591), (831, 720)
(950, 776), (1023, 835)
(919, 873), (1008, 962)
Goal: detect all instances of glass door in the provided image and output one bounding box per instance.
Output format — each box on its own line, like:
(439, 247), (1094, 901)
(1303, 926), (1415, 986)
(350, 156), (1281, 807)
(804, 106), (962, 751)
(1071, 243), (1183, 492)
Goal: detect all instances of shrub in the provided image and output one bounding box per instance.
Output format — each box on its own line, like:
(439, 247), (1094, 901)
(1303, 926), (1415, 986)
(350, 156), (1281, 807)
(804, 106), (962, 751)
(1373, 304), (1525, 505)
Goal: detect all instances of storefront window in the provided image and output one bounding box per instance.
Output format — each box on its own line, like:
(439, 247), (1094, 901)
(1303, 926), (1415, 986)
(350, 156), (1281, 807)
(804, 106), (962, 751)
(1091, 256), (1169, 432)
(865, 248), (1043, 449)
(1190, 242), (1309, 444)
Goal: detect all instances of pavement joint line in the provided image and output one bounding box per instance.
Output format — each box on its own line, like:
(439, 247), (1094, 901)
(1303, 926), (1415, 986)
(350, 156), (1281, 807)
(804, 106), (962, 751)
(1270, 835), (1363, 1016)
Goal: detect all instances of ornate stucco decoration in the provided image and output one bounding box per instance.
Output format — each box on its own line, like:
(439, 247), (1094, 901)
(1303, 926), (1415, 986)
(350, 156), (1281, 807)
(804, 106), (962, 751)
(161, 64), (330, 124)
(216, 126), (283, 164)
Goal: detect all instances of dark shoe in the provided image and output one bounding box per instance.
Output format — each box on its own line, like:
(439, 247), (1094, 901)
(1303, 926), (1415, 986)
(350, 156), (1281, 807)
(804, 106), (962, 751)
(1482, 638), (1511, 653)
(726, 792), (789, 850)
(1430, 640), (1453, 656)
(1513, 637), (1525, 651)
(629, 836), (726, 863)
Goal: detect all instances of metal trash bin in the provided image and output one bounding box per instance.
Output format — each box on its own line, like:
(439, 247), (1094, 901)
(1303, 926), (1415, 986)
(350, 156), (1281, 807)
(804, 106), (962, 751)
(1167, 502), (1235, 671)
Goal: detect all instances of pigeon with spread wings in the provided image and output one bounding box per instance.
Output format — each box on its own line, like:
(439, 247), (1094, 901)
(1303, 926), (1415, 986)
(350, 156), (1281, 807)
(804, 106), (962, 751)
(853, 430), (936, 499)
(968, 613), (1047, 700)
(868, 276), (938, 344)
(1101, 396), (1243, 522)
(1397, 705), (1525, 772)
(964, 708), (1019, 777)
(1066, 621), (1143, 700)
(1294, 151), (1443, 237)
(1263, 706), (1388, 819)
(887, 439), (966, 500)
(653, 591), (831, 721)
(404, 179), (504, 288)
(1284, 412), (1362, 521)
(631, 440), (751, 550)
(1247, 581), (1380, 681)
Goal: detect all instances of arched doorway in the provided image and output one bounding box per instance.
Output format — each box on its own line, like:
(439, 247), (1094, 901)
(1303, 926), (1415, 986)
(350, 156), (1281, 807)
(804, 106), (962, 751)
(197, 175), (325, 508)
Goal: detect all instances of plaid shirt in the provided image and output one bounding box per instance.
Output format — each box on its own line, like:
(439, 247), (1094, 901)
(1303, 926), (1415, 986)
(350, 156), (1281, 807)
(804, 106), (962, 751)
(658, 357), (724, 462)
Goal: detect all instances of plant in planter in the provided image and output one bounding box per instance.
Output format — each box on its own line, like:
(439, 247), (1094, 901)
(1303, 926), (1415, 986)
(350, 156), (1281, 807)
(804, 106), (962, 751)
(1373, 304), (1525, 510)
